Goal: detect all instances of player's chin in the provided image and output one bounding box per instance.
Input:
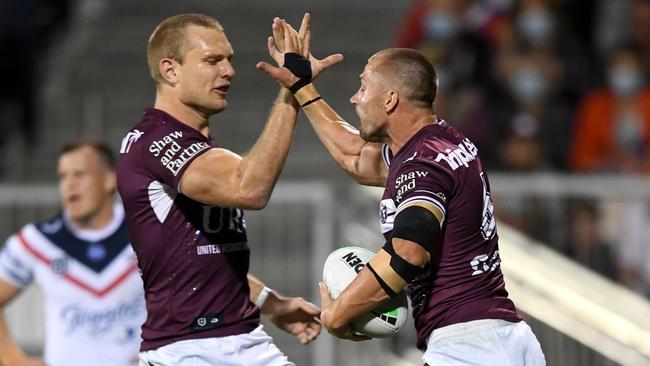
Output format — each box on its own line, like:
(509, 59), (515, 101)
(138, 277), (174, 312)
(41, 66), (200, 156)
(209, 98), (228, 113)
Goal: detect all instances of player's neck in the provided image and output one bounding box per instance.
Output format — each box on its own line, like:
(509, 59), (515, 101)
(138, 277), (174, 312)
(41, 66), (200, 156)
(154, 94), (211, 137)
(386, 111), (437, 155)
(69, 201), (114, 231)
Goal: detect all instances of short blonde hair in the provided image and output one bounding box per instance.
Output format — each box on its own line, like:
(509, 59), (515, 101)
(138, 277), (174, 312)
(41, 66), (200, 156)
(147, 13), (223, 84)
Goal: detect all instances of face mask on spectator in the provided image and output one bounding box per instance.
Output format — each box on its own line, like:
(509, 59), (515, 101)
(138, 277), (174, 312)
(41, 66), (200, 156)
(608, 67), (643, 98)
(510, 67), (549, 103)
(425, 11), (460, 41)
(517, 10), (554, 43)
(615, 110), (643, 153)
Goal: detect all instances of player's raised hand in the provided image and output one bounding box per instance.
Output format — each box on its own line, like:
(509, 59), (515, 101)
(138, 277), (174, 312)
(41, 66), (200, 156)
(257, 14), (343, 88)
(319, 282), (371, 342)
(295, 14), (343, 81)
(257, 18), (306, 90)
(261, 292), (322, 345)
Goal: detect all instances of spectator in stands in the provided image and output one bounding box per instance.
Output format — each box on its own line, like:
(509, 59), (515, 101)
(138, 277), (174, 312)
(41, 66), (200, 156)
(614, 200), (650, 297)
(629, 0), (650, 78)
(512, 0), (594, 102)
(565, 200), (618, 280)
(594, 0), (650, 78)
(568, 45), (650, 173)
(395, 0), (493, 158)
(491, 48), (572, 171)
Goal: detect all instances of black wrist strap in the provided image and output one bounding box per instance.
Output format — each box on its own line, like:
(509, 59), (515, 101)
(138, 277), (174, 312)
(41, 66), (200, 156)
(301, 96), (322, 107)
(284, 53), (312, 93)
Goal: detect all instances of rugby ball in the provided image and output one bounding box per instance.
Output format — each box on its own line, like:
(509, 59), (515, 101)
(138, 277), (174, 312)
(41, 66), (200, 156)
(322, 246), (408, 338)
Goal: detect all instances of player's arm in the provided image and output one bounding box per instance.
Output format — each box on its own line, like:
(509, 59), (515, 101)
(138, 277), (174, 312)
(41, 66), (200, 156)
(320, 202), (443, 339)
(0, 279), (44, 366)
(247, 274), (321, 344)
(302, 95), (388, 186)
(257, 18), (385, 187)
(180, 15), (336, 209)
(179, 88), (298, 209)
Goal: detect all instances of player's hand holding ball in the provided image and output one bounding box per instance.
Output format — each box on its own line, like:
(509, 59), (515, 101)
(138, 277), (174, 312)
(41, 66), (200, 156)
(320, 246), (408, 341)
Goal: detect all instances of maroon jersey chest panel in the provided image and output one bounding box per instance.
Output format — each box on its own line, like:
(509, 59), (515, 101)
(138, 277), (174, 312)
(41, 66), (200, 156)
(117, 109), (258, 351)
(380, 121), (521, 350)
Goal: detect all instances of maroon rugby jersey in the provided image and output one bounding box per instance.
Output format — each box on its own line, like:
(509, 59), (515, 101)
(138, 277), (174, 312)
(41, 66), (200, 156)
(380, 120), (522, 350)
(116, 108), (259, 351)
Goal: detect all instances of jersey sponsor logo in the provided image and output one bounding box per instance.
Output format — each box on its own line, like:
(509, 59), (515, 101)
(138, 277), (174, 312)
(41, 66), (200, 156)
(470, 250), (501, 276)
(120, 129), (144, 154)
(434, 138), (479, 170)
(192, 313), (222, 331)
(60, 297), (144, 336)
(149, 130), (183, 157)
(202, 207), (246, 234)
(395, 170), (429, 201)
(149, 131), (210, 176)
(196, 242), (249, 255)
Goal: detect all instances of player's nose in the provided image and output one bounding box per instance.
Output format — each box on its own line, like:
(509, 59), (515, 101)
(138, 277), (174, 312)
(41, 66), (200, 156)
(221, 60), (235, 79)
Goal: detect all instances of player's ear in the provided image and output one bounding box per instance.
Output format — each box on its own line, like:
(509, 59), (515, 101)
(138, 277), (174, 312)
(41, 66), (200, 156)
(385, 90), (399, 114)
(159, 58), (179, 85)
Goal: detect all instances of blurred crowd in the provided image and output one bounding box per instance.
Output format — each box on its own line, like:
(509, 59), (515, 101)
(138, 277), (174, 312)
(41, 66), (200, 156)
(394, 0), (650, 297)
(0, 0), (72, 144)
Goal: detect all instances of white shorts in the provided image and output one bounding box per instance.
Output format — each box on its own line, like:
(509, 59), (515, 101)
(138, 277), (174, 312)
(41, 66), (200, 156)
(138, 325), (295, 366)
(423, 319), (546, 366)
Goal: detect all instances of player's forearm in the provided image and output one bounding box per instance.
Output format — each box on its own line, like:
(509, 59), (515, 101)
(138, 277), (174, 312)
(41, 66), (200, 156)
(321, 268), (389, 330)
(247, 274), (281, 317)
(238, 89), (298, 209)
(0, 312), (27, 365)
(302, 99), (366, 171)
(247, 274), (267, 303)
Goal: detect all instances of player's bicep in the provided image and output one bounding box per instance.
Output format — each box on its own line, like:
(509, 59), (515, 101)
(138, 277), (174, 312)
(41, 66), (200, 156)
(179, 148), (250, 208)
(347, 143), (387, 187)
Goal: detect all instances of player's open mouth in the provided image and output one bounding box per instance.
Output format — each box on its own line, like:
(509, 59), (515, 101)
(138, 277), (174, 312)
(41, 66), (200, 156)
(68, 194), (81, 204)
(213, 85), (230, 96)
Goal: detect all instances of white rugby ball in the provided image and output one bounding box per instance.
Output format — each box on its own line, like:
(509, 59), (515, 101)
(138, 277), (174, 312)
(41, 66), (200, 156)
(322, 246), (408, 338)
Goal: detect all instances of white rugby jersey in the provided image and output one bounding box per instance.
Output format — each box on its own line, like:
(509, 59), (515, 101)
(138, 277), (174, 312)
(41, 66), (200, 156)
(0, 204), (146, 366)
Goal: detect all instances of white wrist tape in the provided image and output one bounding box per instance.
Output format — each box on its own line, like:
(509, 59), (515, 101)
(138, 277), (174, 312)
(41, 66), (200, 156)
(254, 286), (272, 307)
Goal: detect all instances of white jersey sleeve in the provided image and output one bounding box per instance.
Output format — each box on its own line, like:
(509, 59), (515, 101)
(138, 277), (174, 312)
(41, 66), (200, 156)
(0, 232), (35, 288)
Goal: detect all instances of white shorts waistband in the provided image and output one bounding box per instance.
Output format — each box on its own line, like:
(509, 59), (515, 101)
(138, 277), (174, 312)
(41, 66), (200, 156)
(428, 319), (518, 343)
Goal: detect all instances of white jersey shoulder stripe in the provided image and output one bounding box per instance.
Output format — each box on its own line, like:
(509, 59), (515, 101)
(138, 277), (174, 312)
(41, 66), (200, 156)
(17, 231), (138, 298)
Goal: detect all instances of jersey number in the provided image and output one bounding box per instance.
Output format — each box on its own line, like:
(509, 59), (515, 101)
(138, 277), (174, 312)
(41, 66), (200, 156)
(480, 172), (496, 240)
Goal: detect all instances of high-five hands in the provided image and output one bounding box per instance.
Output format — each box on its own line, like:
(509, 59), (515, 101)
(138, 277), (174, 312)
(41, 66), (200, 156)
(257, 13), (344, 92)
